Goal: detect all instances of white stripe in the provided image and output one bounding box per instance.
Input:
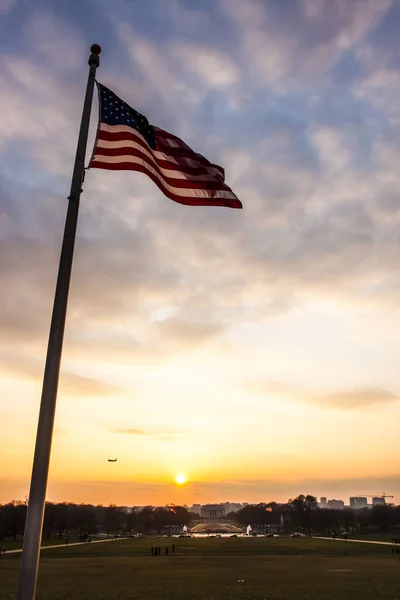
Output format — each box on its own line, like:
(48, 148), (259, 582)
(98, 124), (225, 180)
(158, 137), (182, 148)
(92, 154), (238, 200)
(96, 139), (220, 183)
(152, 127), (225, 176)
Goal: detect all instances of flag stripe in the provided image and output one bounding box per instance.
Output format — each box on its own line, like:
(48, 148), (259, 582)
(94, 126), (229, 191)
(98, 125), (197, 159)
(90, 158), (242, 208)
(97, 124), (225, 179)
(96, 137), (223, 180)
(95, 146), (231, 189)
(131, 124), (225, 177)
(91, 155), (239, 200)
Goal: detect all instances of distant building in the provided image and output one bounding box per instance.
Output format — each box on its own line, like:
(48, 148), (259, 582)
(319, 497), (327, 508)
(190, 502), (247, 515)
(350, 497), (368, 509)
(372, 497), (386, 506)
(327, 499), (345, 510)
(201, 504), (226, 519)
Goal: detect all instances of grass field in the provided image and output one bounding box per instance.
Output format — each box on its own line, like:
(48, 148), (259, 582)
(1, 536), (399, 599)
(0, 537), (88, 551)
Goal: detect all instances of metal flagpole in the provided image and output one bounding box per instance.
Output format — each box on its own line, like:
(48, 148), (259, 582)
(17, 44), (101, 600)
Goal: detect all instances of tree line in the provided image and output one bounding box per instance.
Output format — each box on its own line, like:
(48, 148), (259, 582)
(0, 502), (192, 541)
(233, 495), (400, 535)
(1, 494), (399, 540)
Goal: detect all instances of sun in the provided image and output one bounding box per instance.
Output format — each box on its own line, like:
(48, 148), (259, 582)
(175, 474), (187, 485)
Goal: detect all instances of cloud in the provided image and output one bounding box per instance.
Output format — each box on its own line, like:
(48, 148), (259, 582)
(160, 0), (210, 32)
(220, 0), (392, 88)
(0, 55), (82, 168)
(351, 39), (400, 122)
(169, 42), (239, 87)
(111, 427), (183, 441)
(23, 10), (85, 70)
(112, 428), (145, 435)
(247, 380), (398, 411)
(1, 0), (400, 419)
(0, 0), (15, 15)
(60, 372), (120, 397)
(115, 23), (204, 127)
(156, 318), (224, 347)
(0, 354), (120, 397)
(317, 388), (397, 410)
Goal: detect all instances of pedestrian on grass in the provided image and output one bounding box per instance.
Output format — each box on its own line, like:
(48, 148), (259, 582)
(166, 547), (169, 556)
(172, 544), (175, 553)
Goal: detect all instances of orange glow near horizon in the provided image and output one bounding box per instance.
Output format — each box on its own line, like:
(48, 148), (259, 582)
(2, 365), (400, 506)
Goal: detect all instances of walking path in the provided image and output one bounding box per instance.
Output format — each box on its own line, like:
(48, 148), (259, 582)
(315, 536), (393, 546)
(4, 537), (127, 555)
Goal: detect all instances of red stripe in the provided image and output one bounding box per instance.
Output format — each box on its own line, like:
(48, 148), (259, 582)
(93, 146), (232, 191)
(96, 143), (221, 178)
(90, 160), (243, 209)
(155, 128), (225, 177)
(97, 128), (225, 178)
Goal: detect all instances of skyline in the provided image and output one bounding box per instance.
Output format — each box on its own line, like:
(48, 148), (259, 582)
(1, 0), (400, 507)
(2, 489), (395, 508)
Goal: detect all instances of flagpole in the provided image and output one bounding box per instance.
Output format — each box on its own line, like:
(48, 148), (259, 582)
(17, 44), (101, 600)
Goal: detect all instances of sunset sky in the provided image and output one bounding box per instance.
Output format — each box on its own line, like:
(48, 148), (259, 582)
(1, 0), (400, 507)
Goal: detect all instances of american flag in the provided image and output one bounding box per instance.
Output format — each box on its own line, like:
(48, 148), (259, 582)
(90, 83), (242, 209)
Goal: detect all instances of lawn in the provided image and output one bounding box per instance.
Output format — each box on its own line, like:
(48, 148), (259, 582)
(1, 537), (399, 600)
(0, 537), (85, 552)
(32, 535), (394, 557)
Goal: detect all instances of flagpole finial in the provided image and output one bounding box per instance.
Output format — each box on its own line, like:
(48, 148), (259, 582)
(89, 44), (101, 67)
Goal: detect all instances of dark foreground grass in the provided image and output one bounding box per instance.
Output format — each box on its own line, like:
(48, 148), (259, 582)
(1, 537), (399, 600)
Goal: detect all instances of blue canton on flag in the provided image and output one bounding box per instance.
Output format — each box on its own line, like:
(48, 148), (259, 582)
(98, 83), (156, 150)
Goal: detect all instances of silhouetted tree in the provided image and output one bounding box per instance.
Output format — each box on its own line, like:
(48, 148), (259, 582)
(288, 495), (318, 531)
(235, 503), (282, 529)
(1, 502), (27, 540)
(370, 505), (391, 534)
